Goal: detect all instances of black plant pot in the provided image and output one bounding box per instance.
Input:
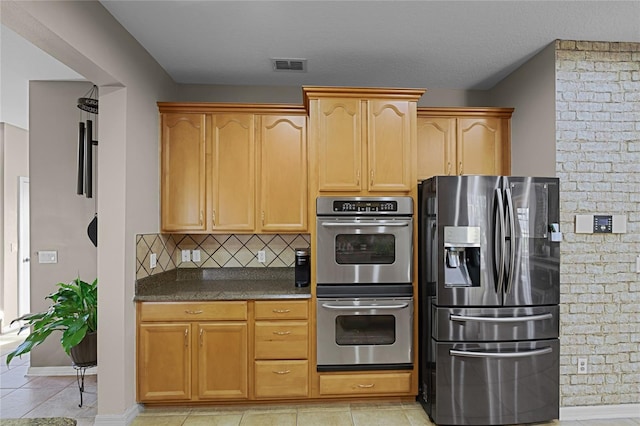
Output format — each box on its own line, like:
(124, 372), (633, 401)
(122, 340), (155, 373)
(70, 331), (97, 367)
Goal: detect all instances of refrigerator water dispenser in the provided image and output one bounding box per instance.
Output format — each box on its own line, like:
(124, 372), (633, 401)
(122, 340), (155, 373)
(444, 226), (481, 287)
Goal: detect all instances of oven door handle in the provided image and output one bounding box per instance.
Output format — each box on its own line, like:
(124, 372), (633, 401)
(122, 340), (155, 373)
(320, 221), (409, 227)
(321, 303), (409, 310)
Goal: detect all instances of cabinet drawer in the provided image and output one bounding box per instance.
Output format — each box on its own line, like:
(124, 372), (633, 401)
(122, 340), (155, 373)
(319, 372), (412, 396)
(254, 321), (308, 359)
(139, 301), (247, 321)
(254, 360), (309, 398)
(254, 300), (308, 320)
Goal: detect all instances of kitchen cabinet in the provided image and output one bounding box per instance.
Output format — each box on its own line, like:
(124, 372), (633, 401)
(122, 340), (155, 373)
(158, 103), (307, 233)
(417, 108), (513, 179)
(253, 300), (309, 399)
(318, 372), (412, 396)
(304, 87), (424, 194)
(137, 301), (248, 402)
(137, 299), (311, 403)
(161, 113), (207, 232)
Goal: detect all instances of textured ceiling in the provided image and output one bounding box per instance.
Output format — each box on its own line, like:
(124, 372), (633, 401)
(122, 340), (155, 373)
(99, 0), (640, 90)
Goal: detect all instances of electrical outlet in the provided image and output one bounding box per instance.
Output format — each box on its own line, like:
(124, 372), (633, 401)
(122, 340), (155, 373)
(150, 253), (157, 268)
(257, 250), (266, 263)
(577, 358), (588, 374)
(181, 249), (191, 262)
(192, 250), (201, 262)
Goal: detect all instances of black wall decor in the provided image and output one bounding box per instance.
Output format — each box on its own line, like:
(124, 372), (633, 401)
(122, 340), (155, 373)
(76, 85), (98, 199)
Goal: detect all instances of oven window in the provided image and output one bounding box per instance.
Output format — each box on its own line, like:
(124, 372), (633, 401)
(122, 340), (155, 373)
(335, 315), (396, 346)
(335, 234), (395, 264)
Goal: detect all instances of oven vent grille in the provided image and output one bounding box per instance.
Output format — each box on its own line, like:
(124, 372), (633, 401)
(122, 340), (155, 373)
(272, 58), (307, 72)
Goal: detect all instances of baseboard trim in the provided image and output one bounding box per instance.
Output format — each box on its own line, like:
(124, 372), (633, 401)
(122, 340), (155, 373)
(94, 404), (141, 426)
(27, 365), (98, 376)
(560, 403), (640, 420)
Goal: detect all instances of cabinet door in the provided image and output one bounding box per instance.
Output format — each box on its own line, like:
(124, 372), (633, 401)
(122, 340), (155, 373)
(258, 115), (307, 232)
(367, 100), (412, 191)
(161, 113), (206, 232)
(315, 98), (362, 192)
(197, 322), (248, 399)
(417, 116), (456, 179)
(457, 117), (504, 176)
(210, 114), (255, 231)
(138, 323), (191, 401)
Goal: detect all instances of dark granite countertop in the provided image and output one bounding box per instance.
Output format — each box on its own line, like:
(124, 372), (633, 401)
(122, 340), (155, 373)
(135, 267), (311, 302)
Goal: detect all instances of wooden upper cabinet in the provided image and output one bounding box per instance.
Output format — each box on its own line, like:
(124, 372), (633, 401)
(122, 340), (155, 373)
(258, 115), (307, 232)
(315, 97), (362, 192)
(417, 108), (513, 180)
(367, 100), (412, 191)
(304, 87), (424, 195)
(210, 114), (255, 231)
(158, 103), (308, 233)
(161, 113), (207, 232)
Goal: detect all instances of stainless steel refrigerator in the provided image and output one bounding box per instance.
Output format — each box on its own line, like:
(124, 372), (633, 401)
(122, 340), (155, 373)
(418, 176), (560, 425)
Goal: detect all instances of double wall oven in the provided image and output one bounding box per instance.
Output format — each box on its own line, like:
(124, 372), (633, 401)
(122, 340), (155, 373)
(316, 196), (414, 371)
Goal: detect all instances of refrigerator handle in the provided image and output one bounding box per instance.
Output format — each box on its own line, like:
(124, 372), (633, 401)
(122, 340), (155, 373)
(450, 347), (553, 359)
(505, 187), (517, 295)
(494, 188), (506, 294)
(450, 313), (553, 323)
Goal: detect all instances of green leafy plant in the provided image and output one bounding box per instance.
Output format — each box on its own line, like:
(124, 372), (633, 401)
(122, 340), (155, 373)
(6, 277), (97, 365)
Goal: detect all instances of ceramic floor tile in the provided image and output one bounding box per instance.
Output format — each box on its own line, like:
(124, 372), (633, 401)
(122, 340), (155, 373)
(20, 375), (76, 389)
(0, 365), (34, 388)
(130, 415), (189, 426)
(296, 402), (351, 412)
(0, 387), (62, 418)
(23, 385), (97, 419)
(189, 406), (246, 416)
(352, 409), (413, 426)
(403, 408), (435, 426)
(239, 411), (296, 426)
(296, 409), (354, 426)
(183, 413), (243, 426)
(578, 420), (640, 426)
(139, 406), (194, 416)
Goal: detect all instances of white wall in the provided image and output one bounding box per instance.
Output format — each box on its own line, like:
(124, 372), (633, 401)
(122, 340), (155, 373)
(0, 123), (28, 331)
(488, 42), (557, 176)
(28, 81), (97, 367)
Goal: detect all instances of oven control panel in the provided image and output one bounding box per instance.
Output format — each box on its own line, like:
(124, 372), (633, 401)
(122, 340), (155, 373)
(317, 196), (413, 216)
(333, 200), (397, 212)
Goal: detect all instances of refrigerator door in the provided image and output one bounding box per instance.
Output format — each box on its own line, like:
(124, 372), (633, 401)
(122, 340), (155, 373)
(430, 339), (559, 425)
(502, 177), (560, 306)
(425, 176), (503, 306)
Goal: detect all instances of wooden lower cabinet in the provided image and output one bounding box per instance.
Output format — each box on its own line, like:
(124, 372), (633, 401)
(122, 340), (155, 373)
(319, 372), (413, 396)
(254, 360), (309, 398)
(137, 302), (249, 403)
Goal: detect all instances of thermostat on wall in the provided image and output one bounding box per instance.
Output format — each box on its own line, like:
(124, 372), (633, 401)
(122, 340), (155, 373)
(575, 214), (627, 234)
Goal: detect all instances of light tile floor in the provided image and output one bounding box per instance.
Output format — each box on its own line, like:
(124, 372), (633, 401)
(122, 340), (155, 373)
(2, 331), (639, 426)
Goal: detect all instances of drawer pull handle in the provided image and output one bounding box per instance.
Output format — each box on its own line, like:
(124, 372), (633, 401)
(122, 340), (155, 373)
(273, 370), (291, 375)
(357, 383), (375, 388)
(272, 309), (291, 314)
(273, 331), (291, 335)
(184, 329), (189, 347)
(185, 310), (203, 315)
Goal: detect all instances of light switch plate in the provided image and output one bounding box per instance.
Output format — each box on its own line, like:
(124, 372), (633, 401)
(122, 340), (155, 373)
(38, 251), (58, 264)
(150, 253), (157, 268)
(192, 250), (201, 262)
(181, 249), (191, 262)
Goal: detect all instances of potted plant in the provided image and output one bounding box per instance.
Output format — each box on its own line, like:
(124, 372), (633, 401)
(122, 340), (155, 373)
(6, 277), (97, 367)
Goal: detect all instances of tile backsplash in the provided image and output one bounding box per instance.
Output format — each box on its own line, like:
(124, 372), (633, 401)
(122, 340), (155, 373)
(136, 233), (310, 280)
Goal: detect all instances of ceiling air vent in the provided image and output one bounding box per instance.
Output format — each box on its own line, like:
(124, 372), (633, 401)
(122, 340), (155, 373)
(272, 58), (307, 72)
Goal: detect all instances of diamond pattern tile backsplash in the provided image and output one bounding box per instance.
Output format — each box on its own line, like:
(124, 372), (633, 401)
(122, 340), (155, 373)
(136, 233), (310, 280)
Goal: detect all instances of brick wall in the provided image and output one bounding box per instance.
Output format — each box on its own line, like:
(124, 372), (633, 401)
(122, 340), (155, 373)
(556, 40), (640, 406)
